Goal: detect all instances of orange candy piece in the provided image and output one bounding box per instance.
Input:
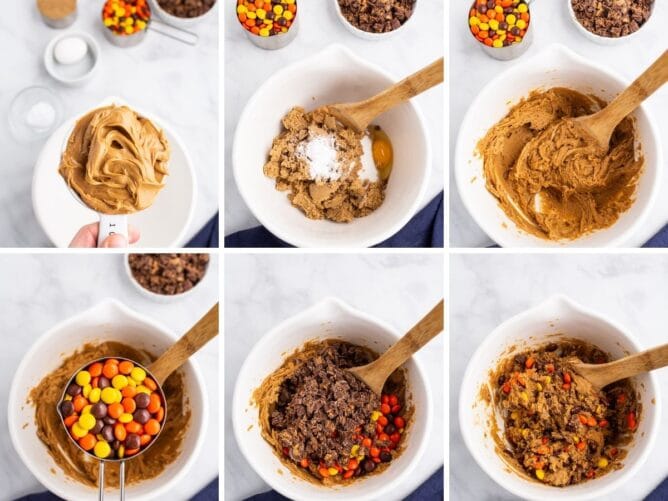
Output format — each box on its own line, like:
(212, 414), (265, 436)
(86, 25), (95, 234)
(144, 419), (160, 436)
(147, 393), (161, 413)
(108, 403), (124, 419)
(79, 434), (96, 451)
(122, 397), (137, 413)
(119, 361), (134, 375)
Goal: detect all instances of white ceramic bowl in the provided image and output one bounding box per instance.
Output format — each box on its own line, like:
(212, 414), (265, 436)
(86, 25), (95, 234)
(233, 44), (430, 248)
(567, 0), (656, 45)
(455, 44), (662, 248)
(43, 32), (100, 87)
(232, 297), (432, 500)
(123, 252), (211, 303)
(331, 0), (419, 40)
(32, 97), (197, 248)
(148, 0), (218, 27)
(7, 299), (208, 501)
(459, 295), (661, 501)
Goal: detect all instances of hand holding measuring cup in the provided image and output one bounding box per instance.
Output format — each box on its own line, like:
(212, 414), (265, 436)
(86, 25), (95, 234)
(59, 104), (170, 248)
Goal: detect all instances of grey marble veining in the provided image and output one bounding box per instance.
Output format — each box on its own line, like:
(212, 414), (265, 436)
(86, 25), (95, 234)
(224, 253), (444, 500)
(224, 1), (444, 237)
(450, 253), (668, 500)
(0, 4), (218, 247)
(0, 253), (219, 501)
(449, 1), (668, 247)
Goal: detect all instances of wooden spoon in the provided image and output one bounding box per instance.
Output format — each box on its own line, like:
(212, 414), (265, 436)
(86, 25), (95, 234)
(323, 57), (444, 134)
(575, 50), (668, 149)
(569, 342), (668, 390)
(149, 302), (219, 385)
(347, 299), (444, 395)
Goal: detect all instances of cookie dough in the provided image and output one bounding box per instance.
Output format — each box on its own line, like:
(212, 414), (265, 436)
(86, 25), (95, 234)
(29, 341), (190, 488)
(263, 107), (385, 223)
(478, 88), (643, 240)
(59, 105), (170, 215)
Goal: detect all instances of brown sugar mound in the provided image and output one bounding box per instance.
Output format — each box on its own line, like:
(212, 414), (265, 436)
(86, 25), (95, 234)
(263, 107), (385, 223)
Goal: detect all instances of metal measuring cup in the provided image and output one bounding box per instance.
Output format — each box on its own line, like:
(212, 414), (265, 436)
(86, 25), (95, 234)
(101, 1), (198, 47)
(469, 0), (534, 61)
(57, 357), (167, 501)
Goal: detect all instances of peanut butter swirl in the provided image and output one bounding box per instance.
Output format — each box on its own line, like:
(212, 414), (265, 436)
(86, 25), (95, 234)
(478, 88), (643, 241)
(59, 105), (170, 215)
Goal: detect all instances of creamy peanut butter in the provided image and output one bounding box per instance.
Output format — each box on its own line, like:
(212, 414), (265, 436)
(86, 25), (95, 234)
(478, 88), (643, 240)
(59, 105), (170, 215)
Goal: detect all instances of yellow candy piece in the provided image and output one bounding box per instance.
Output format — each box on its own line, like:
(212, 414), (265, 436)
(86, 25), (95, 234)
(118, 445), (125, 459)
(516, 19), (527, 29)
(283, 11), (293, 21)
(130, 367), (146, 383)
(112, 375), (128, 390)
(506, 14), (517, 25)
(469, 17), (479, 27)
(489, 19), (499, 31)
(82, 384), (92, 398)
(78, 413), (96, 431)
(119, 413), (133, 424)
(75, 371), (91, 386)
(598, 458), (609, 468)
(518, 3), (528, 13)
(273, 5), (283, 15)
(259, 28), (270, 36)
(89, 388), (101, 404)
(64, 395), (72, 401)
(94, 441), (111, 459)
(479, 22), (489, 31)
(82, 404), (93, 415)
(237, 5), (247, 14)
(492, 40), (503, 48)
(536, 469), (545, 480)
(71, 423), (88, 439)
(136, 385), (151, 395)
(101, 387), (118, 404)
(328, 467), (338, 476)
(256, 8), (266, 19)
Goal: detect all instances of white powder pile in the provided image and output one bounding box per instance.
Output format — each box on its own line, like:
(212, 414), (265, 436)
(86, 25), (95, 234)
(358, 135), (379, 182)
(296, 134), (341, 181)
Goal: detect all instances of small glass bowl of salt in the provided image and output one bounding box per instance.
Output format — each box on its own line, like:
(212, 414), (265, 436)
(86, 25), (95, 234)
(8, 86), (63, 143)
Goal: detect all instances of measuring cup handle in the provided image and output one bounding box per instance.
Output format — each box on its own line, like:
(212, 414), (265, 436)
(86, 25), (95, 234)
(97, 214), (129, 248)
(98, 461), (105, 501)
(120, 460), (125, 501)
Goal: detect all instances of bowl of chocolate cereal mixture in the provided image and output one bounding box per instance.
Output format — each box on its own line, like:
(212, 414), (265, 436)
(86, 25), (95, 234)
(333, 0), (418, 40)
(125, 253), (211, 302)
(568, 0), (655, 45)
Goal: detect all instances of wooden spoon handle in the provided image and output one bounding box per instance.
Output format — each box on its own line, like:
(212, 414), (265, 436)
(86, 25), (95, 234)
(598, 343), (668, 386)
(593, 50), (668, 133)
(357, 57), (444, 125)
(149, 303), (219, 385)
(373, 299), (444, 378)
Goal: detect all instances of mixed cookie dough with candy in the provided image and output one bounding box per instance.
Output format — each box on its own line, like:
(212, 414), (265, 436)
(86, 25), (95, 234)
(469, 0), (530, 48)
(236, 0), (297, 38)
(30, 342), (190, 488)
(492, 340), (640, 486)
(58, 357), (165, 460)
(263, 107), (393, 223)
(477, 87), (643, 240)
(254, 340), (411, 484)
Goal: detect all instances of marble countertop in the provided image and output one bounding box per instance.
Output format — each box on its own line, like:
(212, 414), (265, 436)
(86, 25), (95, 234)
(449, 0), (668, 247)
(0, 253), (219, 500)
(224, 1), (444, 236)
(0, 3), (218, 247)
(450, 253), (668, 500)
(224, 253), (444, 500)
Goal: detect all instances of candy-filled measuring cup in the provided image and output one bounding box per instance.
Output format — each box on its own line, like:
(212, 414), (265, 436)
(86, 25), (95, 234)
(58, 358), (166, 500)
(57, 303), (219, 499)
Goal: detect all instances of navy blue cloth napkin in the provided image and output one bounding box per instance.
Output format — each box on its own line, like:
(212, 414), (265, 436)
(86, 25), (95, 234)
(15, 477), (218, 501)
(645, 477), (668, 501)
(225, 192), (444, 248)
(643, 223), (668, 247)
(186, 213), (220, 248)
(245, 466), (444, 501)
